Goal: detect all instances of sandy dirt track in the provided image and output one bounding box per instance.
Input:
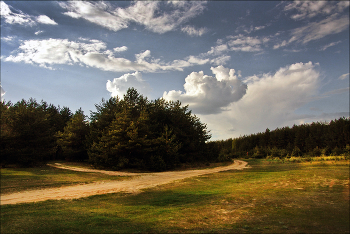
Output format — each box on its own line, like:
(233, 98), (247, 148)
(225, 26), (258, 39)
(1, 160), (249, 205)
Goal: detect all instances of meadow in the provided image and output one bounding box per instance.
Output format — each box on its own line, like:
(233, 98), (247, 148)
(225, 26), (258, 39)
(1, 158), (349, 233)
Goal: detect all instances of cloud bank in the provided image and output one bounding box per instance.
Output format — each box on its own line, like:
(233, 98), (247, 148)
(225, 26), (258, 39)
(3, 38), (211, 72)
(165, 62), (321, 139)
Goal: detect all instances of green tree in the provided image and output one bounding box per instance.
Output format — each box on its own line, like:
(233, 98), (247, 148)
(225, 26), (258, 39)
(150, 125), (181, 170)
(89, 108), (151, 170)
(1, 99), (55, 166)
(56, 109), (89, 161)
(88, 88), (211, 171)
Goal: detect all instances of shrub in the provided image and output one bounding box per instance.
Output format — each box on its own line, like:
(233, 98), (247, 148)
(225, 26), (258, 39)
(312, 146), (322, 157)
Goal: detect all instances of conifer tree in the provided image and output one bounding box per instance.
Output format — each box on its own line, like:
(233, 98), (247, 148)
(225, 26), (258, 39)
(56, 109), (89, 161)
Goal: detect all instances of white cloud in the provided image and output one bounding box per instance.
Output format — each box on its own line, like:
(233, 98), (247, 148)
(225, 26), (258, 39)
(60, 1), (128, 31)
(210, 55), (231, 66)
(227, 34), (270, 52)
(254, 25), (266, 31)
(197, 62), (321, 139)
(163, 66), (247, 114)
(290, 14), (349, 44)
(113, 46), (128, 52)
(339, 73), (349, 80)
(320, 40), (342, 51)
(106, 71), (151, 98)
(186, 55), (209, 65)
(1, 1), (36, 26)
(202, 34), (270, 63)
(36, 15), (57, 25)
(3, 38), (211, 72)
(59, 1), (206, 34)
(181, 25), (208, 36)
(273, 40), (288, 50)
(284, 1), (349, 20)
(35, 30), (44, 35)
(207, 44), (229, 56)
(1, 2), (57, 26)
(275, 14), (349, 49)
(1, 36), (15, 42)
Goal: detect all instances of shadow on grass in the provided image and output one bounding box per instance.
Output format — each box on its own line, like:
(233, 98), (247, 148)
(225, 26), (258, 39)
(128, 190), (219, 207)
(1, 191), (217, 234)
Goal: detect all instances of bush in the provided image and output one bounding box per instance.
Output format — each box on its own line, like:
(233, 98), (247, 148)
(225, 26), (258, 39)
(292, 147), (302, 157)
(311, 146), (322, 157)
(332, 147), (343, 156)
(270, 147), (280, 158)
(252, 146), (265, 159)
(322, 146), (332, 156)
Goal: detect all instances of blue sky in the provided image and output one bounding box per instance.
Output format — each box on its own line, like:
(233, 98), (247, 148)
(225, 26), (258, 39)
(1, 1), (349, 140)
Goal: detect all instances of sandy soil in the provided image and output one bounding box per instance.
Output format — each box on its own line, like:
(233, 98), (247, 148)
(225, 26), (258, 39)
(1, 160), (249, 205)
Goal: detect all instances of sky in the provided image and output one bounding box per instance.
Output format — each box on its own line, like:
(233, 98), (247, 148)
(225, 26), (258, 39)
(1, 1), (349, 140)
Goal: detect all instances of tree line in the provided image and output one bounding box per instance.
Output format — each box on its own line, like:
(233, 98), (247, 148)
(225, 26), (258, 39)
(1, 88), (348, 170)
(210, 117), (350, 159)
(1, 88), (213, 171)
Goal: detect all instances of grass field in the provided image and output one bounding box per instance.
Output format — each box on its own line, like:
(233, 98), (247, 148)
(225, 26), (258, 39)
(1, 159), (349, 233)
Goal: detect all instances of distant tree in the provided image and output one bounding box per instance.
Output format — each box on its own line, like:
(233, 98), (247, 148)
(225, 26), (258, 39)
(291, 146), (302, 157)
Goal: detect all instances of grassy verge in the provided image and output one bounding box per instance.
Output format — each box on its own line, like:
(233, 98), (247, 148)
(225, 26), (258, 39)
(1, 159), (349, 233)
(0, 164), (130, 194)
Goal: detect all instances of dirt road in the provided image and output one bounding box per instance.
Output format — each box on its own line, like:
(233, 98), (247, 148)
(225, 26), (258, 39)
(1, 160), (249, 205)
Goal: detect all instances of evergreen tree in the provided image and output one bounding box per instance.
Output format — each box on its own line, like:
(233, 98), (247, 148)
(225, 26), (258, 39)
(56, 109), (89, 161)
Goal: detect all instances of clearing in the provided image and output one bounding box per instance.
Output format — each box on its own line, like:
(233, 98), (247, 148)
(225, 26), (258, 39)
(1, 160), (249, 205)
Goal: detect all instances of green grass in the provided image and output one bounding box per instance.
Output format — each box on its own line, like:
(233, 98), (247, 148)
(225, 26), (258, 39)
(0, 163), (130, 194)
(1, 159), (349, 233)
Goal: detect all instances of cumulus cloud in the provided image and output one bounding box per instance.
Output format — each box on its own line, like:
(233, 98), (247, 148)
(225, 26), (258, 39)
(197, 62), (321, 139)
(3, 38), (210, 72)
(106, 71), (151, 98)
(1, 1), (57, 26)
(284, 1), (349, 20)
(163, 66), (247, 114)
(59, 1), (206, 34)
